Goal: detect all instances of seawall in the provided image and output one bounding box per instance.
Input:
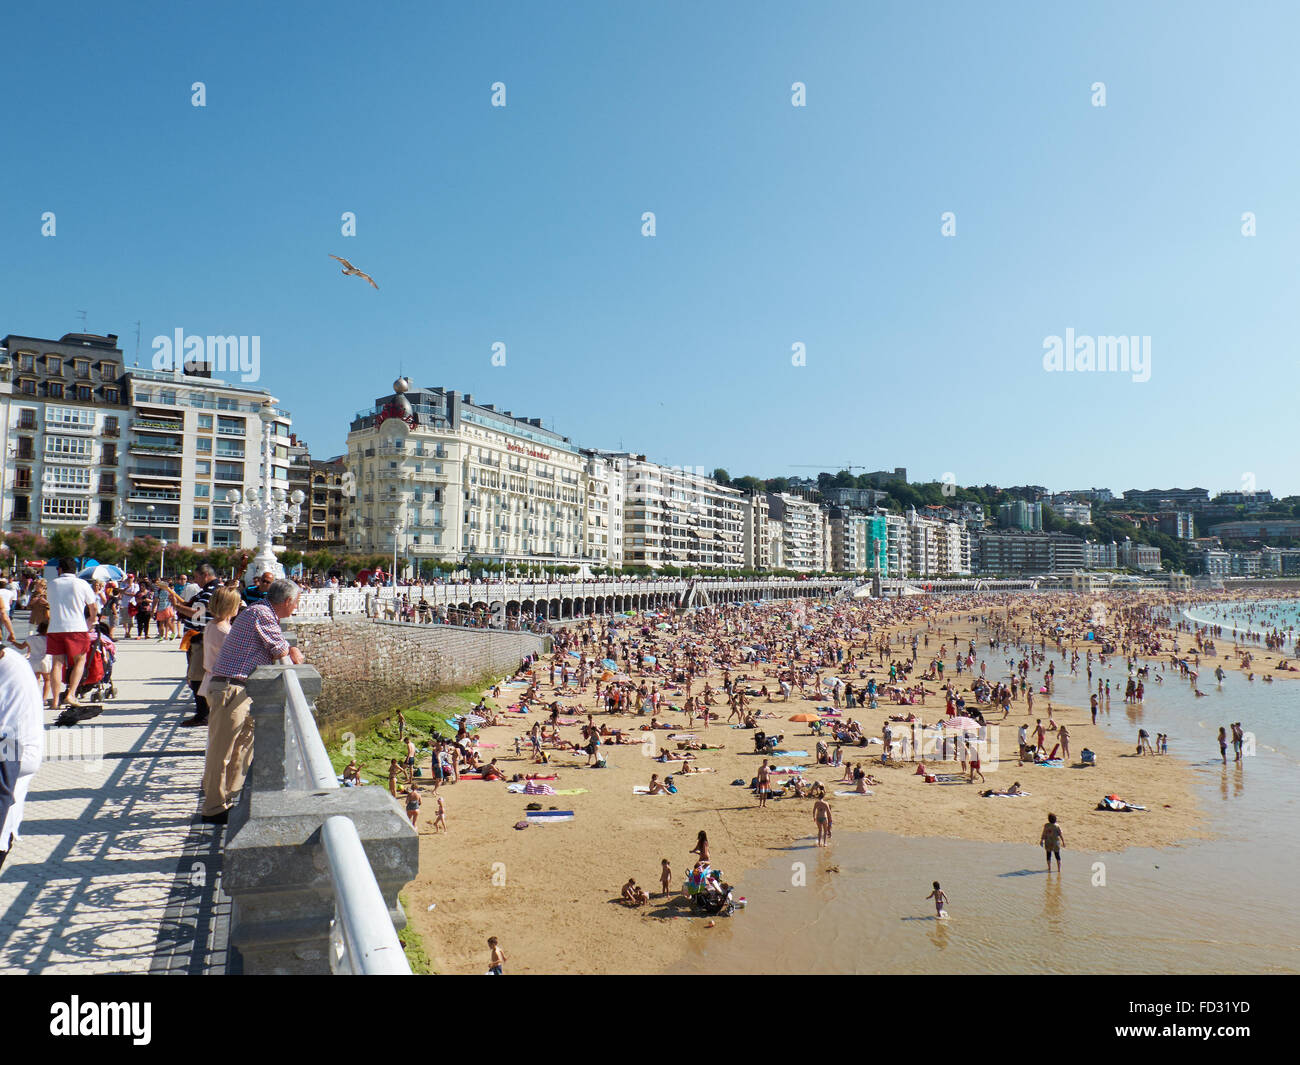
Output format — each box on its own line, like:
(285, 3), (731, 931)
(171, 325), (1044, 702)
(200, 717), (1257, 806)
(286, 618), (550, 729)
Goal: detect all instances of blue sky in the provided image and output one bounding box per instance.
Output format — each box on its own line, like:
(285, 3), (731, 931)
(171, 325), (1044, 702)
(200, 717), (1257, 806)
(3, 1), (1297, 496)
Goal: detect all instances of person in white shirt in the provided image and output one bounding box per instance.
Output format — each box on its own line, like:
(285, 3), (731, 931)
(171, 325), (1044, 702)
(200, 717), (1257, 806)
(0, 580), (16, 644)
(0, 643), (45, 872)
(121, 576), (139, 635)
(46, 559), (98, 710)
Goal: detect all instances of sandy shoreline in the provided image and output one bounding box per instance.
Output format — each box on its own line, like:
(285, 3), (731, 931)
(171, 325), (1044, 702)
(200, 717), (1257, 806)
(396, 594), (1217, 975)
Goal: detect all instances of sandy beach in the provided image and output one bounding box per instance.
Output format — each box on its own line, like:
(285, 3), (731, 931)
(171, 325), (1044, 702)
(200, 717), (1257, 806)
(397, 592), (1212, 975)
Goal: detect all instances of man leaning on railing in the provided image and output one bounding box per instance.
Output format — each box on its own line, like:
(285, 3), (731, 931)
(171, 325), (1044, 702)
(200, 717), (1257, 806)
(200, 579), (305, 826)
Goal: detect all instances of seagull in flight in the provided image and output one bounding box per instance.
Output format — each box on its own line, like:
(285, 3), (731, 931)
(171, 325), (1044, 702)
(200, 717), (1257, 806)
(329, 254), (378, 289)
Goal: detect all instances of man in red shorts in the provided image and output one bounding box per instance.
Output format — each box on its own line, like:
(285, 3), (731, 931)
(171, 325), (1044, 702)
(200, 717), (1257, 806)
(47, 558), (98, 710)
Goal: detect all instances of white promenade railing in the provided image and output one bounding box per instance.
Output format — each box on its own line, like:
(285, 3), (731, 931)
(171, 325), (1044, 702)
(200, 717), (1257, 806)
(292, 577), (856, 621)
(281, 669), (412, 975)
(322, 817), (413, 975)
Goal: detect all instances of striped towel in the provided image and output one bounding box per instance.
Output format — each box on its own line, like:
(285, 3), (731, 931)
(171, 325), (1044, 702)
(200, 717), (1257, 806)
(523, 780), (557, 795)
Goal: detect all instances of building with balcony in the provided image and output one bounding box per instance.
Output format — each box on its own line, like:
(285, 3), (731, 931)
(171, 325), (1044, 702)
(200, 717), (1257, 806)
(742, 491), (771, 571)
(765, 492), (826, 572)
(580, 450), (624, 569)
(123, 366), (292, 551)
(1117, 538), (1162, 572)
(1083, 540), (1119, 569)
(282, 434), (347, 551)
(975, 530), (1088, 576)
(1122, 487), (1210, 510)
(347, 381), (587, 572)
(1, 332), (129, 534)
(1153, 510), (1195, 540)
(1046, 499), (1092, 525)
(601, 455), (745, 571)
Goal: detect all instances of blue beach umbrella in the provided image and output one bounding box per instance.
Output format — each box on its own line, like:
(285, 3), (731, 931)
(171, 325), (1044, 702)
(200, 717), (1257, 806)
(79, 563), (126, 582)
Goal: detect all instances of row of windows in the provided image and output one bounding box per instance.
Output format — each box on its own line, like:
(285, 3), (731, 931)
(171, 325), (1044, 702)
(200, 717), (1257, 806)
(11, 352), (118, 376)
(11, 379), (120, 402)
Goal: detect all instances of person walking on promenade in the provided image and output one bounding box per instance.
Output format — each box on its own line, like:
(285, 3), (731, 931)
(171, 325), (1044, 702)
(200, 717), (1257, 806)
(0, 580), (18, 645)
(47, 559), (97, 711)
(178, 564), (220, 727)
(0, 644), (44, 872)
(200, 579), (304, 825)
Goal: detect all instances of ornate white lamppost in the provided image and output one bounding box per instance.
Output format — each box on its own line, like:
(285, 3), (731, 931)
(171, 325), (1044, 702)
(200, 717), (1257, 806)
(225, 399), (305, 580)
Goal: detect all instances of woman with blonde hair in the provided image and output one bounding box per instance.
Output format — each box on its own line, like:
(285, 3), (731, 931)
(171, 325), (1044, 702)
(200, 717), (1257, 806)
(197, 586), (242, 706)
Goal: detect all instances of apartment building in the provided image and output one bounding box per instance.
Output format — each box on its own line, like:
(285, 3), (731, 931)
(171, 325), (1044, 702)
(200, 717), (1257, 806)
(1047, 500), (1092, 525)
(1122, 487), (1210, 509)
(1153, 511), (1194, 540)
(1083, 540), (1118, 569)
(580, 450), (624, 569)
(766, 492), (826, 572)
(742, 491), (772, 571)
(2, 332), (129, 534)
(975, 530), (1088, 576)
(997, 500), (1043, 531)
(124, 367), (292, 550)
(1117, 538), (1162, 572)
(606, 455), (745, 570)
(827, 507), (868, 572)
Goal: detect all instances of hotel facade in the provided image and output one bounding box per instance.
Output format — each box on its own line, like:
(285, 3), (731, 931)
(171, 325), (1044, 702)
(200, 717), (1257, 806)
(346, 382), (589, 569)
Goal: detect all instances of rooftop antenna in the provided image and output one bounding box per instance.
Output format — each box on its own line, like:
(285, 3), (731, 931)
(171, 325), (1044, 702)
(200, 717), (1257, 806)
(76, 310), (88, 333)
(133, 321), (141, 366)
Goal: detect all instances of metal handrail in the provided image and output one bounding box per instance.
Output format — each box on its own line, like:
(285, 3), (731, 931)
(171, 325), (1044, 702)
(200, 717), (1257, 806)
(283, 669), (340, 792)
(322, 816), (412, 975)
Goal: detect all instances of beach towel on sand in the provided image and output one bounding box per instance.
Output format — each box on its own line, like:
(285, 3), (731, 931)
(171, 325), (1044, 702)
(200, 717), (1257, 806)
(833, 789), (873, 797)
(1035, 759), (1065, 768)
(523, 781), (556, 795)
(632, 786), (669, 795)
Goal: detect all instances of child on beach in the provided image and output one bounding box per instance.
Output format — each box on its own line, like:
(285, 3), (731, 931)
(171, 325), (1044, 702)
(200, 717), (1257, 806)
(434, 794), (447, 833)
(926, 881), (949, 918)
(660, 858), (673, 896)
(487, 936), (506, 975)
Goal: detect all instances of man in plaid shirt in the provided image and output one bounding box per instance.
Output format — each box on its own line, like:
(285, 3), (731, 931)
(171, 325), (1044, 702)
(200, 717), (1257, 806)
(200, 578), (304, 825)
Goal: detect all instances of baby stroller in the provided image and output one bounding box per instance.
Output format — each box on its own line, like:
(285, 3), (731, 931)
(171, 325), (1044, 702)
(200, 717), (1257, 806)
(690, 869), (736, 917)
(76, 625), (117, 703)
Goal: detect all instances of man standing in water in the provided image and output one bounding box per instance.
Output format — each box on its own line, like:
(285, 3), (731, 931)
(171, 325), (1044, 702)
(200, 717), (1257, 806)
(1039, 812), (1063, 871)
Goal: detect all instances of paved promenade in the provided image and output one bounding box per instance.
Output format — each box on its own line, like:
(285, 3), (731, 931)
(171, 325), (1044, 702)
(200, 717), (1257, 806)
(0, 624), (230, 974)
